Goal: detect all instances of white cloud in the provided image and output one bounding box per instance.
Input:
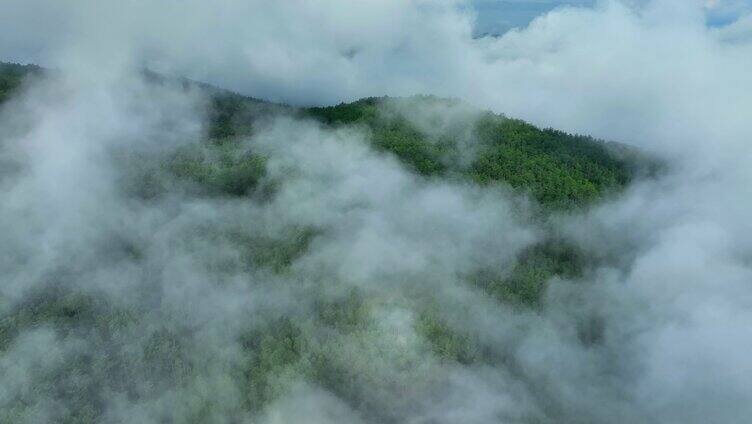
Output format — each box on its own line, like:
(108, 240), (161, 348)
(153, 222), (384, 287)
(2, 0), (752, 422)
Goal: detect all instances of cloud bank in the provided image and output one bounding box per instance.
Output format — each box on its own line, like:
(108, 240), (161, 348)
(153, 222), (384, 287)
(1, 0), (752, 423)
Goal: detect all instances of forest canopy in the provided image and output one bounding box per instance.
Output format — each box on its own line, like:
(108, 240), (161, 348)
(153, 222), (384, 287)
(0, 61), (658, 423)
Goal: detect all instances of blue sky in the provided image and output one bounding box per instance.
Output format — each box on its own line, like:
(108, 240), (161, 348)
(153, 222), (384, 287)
(470, 0), (594, 35)
(471, 0), (752, 35)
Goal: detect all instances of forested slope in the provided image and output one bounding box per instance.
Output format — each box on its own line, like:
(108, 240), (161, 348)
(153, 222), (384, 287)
(0, 62), (652, 208)
(0, 62), (42, 103)
(0, 62), (658, 423)
(306, 97), (654, 208)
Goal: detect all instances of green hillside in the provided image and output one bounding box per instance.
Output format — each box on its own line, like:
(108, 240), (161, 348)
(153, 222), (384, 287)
(306, 96), (649, 208)
(0, 62), (650, 209)
(0, 62), (658, 423)
(0, 62), (657, 309)
(0, 62), (42, 103)
(0, 61), (654, 314)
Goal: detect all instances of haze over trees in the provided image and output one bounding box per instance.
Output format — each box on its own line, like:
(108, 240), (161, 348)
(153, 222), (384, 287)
(0, 1), (750, 421)
(0, 62), (656, 423)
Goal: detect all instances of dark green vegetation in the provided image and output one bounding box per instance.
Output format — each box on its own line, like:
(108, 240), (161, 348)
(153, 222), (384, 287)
(0, 62), (655, 423)
(0, 62), (42, 104)
(307, 96), (652, 208)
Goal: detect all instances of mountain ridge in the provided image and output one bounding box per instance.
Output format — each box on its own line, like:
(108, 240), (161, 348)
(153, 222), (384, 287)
(0, 60), (653, 210)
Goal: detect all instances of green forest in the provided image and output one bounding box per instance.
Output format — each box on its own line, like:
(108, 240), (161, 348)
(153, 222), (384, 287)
(0, 62), (657, 423)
